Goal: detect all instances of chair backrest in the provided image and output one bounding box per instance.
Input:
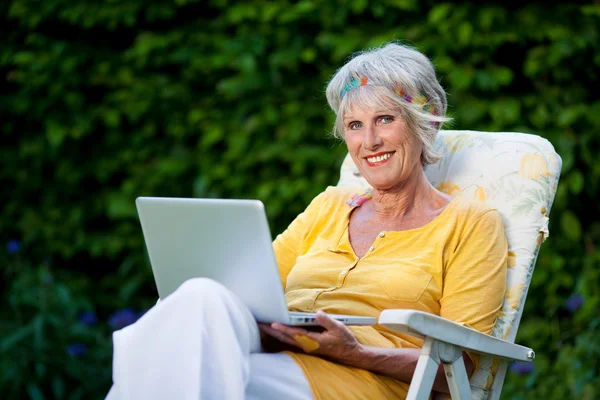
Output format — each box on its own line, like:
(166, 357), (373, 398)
(337, 130), (562, 399)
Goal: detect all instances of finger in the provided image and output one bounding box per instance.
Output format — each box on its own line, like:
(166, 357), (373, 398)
(315, 310), (345, 331)
(261, 324), (293, 340)
(271, 322), (308, 336)
(258, 323), (276, 334)
(261, 325), (302, 347)
(305, 330), (324, 341)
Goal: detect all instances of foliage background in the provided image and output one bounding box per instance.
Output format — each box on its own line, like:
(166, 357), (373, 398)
(1, 0), (599, 398)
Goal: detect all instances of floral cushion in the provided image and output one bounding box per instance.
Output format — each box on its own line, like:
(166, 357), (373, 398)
(337, 130), (562, 399)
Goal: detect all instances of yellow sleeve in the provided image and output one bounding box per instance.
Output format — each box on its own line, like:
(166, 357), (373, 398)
(272, 191), (329, 289)
(441, 209), (508, 372)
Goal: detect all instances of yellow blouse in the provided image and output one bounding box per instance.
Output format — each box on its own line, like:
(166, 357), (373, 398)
(273, 186), (508, 400)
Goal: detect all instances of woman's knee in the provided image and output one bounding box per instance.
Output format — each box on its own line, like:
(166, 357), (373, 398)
(170, 277), (229, 303)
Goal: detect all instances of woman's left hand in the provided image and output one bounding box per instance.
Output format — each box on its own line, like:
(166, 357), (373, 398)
(259, 310), (362, 364)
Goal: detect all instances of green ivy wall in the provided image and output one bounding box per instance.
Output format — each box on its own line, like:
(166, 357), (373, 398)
(1, 0), (599, 398)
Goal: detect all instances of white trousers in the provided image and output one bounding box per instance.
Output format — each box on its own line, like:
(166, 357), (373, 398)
(105, 278), (313, 400)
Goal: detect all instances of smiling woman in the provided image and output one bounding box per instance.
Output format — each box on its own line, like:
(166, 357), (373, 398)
(106, 43), (507, 400)
(327, 44), (452, 166)
(342, 108), (423, 191)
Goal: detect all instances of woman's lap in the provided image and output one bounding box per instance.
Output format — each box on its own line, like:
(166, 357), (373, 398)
(107, 278), (313, 399)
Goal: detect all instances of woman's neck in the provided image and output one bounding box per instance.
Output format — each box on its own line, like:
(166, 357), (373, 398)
(369, 169), (439, 221)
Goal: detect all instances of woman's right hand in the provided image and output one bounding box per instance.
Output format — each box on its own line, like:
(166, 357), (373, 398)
(259, 311), (362, 364)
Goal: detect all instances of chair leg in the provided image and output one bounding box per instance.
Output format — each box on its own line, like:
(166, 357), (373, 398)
(407, 337), (440, 400)
(407, 337), (472, 400)
(443, 356), (471, 399)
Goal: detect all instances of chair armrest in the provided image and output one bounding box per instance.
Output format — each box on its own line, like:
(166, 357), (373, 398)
(379, 309), (534, 362)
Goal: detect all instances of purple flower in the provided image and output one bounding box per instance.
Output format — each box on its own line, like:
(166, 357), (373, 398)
(6, 240), (21, 254)
(565, 294), (584, 313)
(66, 343), (87, 357)
(78, 311), (98, 326)
(509, 361), (534, 375)
(108, 308), (138, 329)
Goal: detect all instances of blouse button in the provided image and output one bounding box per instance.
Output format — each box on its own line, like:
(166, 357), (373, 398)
(341, 270), (347, 275)
(369, 246), (375, 251)
(315, 289), (322, 293)
(379, 232), (385, 238)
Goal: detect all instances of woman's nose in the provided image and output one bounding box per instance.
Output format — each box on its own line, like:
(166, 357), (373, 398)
(363, 126), (383, 151)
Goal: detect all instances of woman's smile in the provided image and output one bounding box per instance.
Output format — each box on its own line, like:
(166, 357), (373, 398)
(364, 151), (395, 166)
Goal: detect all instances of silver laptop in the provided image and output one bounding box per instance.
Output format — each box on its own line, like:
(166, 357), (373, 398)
(136, 197), (377, 326)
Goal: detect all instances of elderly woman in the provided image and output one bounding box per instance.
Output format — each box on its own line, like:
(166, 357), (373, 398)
(106, 43), (507, 400)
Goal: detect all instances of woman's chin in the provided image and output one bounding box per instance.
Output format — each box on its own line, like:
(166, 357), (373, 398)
(364, 179), (402, 191)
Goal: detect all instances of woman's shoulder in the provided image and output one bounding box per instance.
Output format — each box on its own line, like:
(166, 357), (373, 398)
(449, 196), (503, 228)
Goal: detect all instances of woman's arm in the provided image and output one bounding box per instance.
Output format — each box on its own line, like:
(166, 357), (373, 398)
(260, 311), (472, 394)
(344, 343), (473, 394)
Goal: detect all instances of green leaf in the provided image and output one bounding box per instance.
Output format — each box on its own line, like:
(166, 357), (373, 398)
(458, 22), (473, 45)
(0, 325), (33, 352)
(106, 193), (137, 219)
(46, 120), (66, 148)
(13, 51), (36, 65)
(429, 3), (452, 24)
(27, 383), (45, 400)
(103, 109), (121, 128)
(560, 210), (582, 241)
(52, 375), (66, 399)
(448, 67), (473, 90)
(350, 0), (368, 13)
(489, 98), (521, 123)
(557, 105), (585, 127)
(569, 170), (584, 195)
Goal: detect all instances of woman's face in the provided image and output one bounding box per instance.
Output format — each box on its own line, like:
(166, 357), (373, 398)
(343, 104), (423, 191)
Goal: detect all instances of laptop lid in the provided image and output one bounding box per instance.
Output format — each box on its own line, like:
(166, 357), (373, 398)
(135, 197), (291, 323)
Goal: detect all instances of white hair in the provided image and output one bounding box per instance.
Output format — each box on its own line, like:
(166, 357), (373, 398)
(325, 42), (451, 165)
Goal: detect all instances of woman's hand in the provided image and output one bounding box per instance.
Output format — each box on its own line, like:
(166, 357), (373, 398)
(259, 310), (362, 364)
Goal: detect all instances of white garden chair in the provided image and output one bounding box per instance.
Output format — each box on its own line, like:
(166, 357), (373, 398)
(337, 130), (562, 400)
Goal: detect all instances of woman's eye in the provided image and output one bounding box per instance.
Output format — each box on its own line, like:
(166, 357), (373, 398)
(349, 122), (362, 130)
(379, 116), (394, 124)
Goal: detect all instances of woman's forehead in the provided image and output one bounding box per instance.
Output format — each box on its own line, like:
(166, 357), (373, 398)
(343, 104), (398, 119)
(341, 89), (398, 117)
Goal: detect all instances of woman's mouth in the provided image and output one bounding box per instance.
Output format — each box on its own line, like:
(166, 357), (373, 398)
(365, 152), (395, 166)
